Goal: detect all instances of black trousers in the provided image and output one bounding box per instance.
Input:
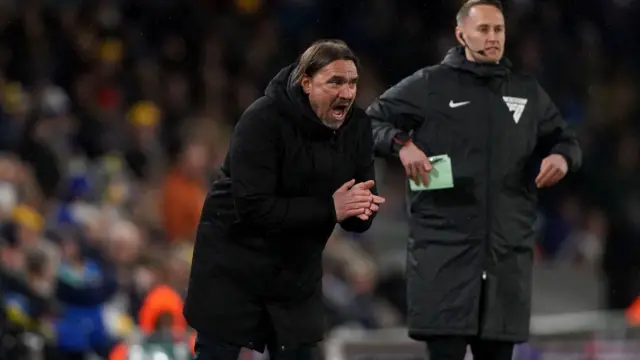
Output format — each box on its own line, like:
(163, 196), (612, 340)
(193, 336), (318, 360)
(426, 336), (514, 360)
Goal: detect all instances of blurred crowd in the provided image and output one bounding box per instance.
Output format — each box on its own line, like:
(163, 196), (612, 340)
(0, 0), (639, 359)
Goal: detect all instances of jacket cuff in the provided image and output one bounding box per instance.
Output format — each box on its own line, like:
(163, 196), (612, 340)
(329, 196), (338, 223)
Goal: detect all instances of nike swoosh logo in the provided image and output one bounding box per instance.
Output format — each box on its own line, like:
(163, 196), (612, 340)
(449, 100), (470, 108)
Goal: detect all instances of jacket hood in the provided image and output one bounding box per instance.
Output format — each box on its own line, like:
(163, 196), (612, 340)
(442, 46), (511, 78)
(264, 63), (356, 137)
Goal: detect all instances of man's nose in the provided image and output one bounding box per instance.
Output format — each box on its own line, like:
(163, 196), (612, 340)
(487, 31), (499, 41)
(338, 85), (355, 99)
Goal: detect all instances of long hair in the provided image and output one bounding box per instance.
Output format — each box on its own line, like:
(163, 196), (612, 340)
(292, 39), (359, 85)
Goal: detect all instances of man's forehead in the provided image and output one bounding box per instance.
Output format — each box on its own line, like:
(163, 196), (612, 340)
(318, 60), (358, 78)
(465, 5), (504, 25)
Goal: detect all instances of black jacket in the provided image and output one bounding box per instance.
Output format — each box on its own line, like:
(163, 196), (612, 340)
(367, 47), (582, 342)
(183, 64), (378, 351)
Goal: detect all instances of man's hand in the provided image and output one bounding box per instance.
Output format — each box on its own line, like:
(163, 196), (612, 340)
(333, 179), (374, 222)
(535, 154), (568, 188)
(351, 180), (385, 221)
(399, 142), (432, 186)
(333, 180), (385, 222)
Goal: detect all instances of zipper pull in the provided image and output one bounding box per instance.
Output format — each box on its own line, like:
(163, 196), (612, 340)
(482, 271), (487, 280)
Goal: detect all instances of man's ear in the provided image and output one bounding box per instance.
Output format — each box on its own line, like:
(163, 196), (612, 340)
(455, 26), (465, 46)
(301, 75), (311, 94)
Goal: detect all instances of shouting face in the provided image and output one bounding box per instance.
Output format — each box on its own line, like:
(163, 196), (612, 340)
(301, 59), (358, 129)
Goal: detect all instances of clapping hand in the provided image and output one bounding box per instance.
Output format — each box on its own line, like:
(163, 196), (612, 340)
(333, 179), (385, 222)
(351, 180), (385, 221)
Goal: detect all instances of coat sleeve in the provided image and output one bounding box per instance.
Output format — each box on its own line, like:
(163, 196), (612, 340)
(535, 83), (582, 172)
(339, 114), (378, 233)
(230, 106), (336, 235)
(366, 69), (429, 157)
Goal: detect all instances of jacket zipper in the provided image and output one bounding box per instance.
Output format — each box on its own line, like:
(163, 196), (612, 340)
(483, 87), (493, 281)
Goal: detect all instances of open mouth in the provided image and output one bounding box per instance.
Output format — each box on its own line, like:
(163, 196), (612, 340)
(331, 104), (349, 119)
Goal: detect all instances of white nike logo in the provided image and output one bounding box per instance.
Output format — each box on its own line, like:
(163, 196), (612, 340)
(449, 100), (470, 108)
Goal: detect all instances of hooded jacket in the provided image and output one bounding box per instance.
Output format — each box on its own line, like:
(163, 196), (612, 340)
(367, 46), (581, 342)
(183, 63), (378, 351)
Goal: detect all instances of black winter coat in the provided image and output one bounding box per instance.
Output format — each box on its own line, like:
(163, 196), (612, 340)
(183, 64), (378, 352)
(367, 47), (582, 343)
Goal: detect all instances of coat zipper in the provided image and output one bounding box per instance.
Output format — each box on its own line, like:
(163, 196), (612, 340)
(483, 87), (493, 281)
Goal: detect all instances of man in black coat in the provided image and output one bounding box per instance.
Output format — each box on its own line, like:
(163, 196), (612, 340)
(183, 39), (385, 360)
(367, 1), (582, 359)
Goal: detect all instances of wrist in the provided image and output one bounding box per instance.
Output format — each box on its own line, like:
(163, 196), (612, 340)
(392, 132), (412, 153)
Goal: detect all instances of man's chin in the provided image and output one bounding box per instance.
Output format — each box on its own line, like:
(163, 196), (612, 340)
(482, 50), (502, 63)
(322, 118), (343, 129)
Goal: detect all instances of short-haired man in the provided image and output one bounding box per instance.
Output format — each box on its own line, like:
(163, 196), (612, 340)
(184, 39), (384, 360)
(367, 1), (582, 359)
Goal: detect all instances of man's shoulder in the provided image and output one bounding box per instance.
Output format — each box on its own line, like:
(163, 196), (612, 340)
(380, 66), (437, 97)
(398, 65), (454, 90)
(241, 96), (278, 121)
(398, 66), (439, 84)
(236, 96), (280, 131)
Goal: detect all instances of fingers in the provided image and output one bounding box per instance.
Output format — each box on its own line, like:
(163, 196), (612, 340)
(344, 208), (367, 218)
(347, 195), (373, 204)
(346, 200), (374, 211)
(407, 162), (420, 183)
(357, 207), (374, 221)
(349, 189), (373, 198)
(544, 169), (564, 187)
(424, 159), (433, 172)
(536, 164), (563, 188)
(535, 164), (555, 188)
(337, 179), (355, 192)
(423, 160), (432, 185)
(352, 180), (375, 190)
(371, 195), (385, 204)
(357, 214), (369, 221)
(535, 163), (551, 186)
(344, 196), (384, 221)
(419, 163), (430, 186)
(406, 161), (431, 185)
(340, 185), (386, 222)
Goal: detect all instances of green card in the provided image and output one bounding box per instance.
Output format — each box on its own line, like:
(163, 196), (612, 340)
(409, 154), (454, 191)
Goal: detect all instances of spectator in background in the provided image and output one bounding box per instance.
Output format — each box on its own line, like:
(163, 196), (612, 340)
(1, 241), (60, 360)
(124, 100), (165, 181)
(108, 247), (192, 360)
(160, 139), (208, 242)
(53, 229), (118, 360)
